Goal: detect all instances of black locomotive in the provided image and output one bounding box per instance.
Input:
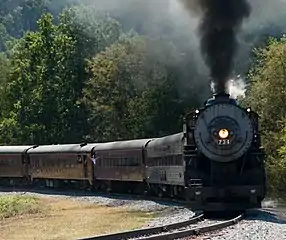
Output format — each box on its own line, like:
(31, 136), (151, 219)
(183, 93), (266, 211)
(0, 93), (266, 212)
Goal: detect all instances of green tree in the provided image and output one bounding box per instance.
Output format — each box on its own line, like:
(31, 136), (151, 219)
(245, 37), (286, 154)
(244, 36), (286, 197)
(0, 9), (122, 144)
(83, 35), (201, 142)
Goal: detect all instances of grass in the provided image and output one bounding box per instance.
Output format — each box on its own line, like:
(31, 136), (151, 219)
(0, 195), (159, 240)
(0, 195), (46, 219)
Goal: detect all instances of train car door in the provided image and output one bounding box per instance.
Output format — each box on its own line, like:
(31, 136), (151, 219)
(90, 153), (96, 179)
(83, 155), (88, 178)
(22, 152), (30, 179)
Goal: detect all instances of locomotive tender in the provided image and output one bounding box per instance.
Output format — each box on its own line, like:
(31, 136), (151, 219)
(0, 93), (266, 212)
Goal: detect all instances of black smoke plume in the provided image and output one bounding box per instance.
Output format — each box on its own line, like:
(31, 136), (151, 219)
(181, 0), (251, 94)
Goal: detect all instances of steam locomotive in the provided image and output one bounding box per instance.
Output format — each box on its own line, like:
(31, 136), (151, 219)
(0, 93), (266, 212)
(184, 93), (266, 211)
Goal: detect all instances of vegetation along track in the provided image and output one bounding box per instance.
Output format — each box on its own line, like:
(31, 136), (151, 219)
(79, 213), (244, 240)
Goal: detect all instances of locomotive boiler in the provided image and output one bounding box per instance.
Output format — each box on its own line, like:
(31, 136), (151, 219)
(183, 93), (266, 211)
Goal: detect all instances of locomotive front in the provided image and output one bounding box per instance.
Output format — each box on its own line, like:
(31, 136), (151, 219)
(194, 93), (253, 163)
(184, 93), (266, 212)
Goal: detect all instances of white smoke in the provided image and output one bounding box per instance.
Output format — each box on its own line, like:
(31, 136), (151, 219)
(227, 76), (247, 99)
(210, 75), (246, 99)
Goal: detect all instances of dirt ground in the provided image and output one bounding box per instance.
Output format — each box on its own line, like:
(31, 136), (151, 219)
(0, 196), (157, 240)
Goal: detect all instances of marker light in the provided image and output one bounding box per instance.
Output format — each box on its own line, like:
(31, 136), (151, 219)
(218, 129), (229, 139)
(195, 109), (199, 114)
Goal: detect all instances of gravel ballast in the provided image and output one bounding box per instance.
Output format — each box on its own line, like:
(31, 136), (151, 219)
(0, 189), (195, 227)
(209, 210), (286, 240)
(183, 210), (286, 240)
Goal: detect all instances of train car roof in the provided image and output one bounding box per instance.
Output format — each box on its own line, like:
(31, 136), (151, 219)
(94, 139), (153, 151)
(0, 145), (36, 154)
(146, 133), (184, 148)
(80, 143), (102, 152)
(27, 144), (81, 154)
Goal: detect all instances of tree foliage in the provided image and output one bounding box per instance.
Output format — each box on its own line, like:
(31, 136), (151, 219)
(245, 36), (286, 197)
(83, 36), (195, 141)
(0, 9), (122, 144)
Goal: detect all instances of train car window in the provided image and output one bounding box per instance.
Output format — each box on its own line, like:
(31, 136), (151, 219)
(126, 157), (130, 165)
(112, 158), (115, 166)
(132, 157), (140, 166)
(117, 157), (121, 166)
(119, 157), (123, 166)
(129, 157), (133, 166)
(113, 158), (118, 166)
(121, 158), (127, 166)
(117, 157), (122, 166)
(77, 155), (82, 164)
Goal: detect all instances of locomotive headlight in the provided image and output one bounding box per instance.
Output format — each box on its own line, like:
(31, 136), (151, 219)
(218, 129), (229, 139)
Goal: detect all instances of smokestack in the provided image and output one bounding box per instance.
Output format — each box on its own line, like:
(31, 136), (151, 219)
(180, 0), (251, 94)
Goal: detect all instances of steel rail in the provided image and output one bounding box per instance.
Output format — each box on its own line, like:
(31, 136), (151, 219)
(77, 212), (204, 240)
(137, 213), (244, 240)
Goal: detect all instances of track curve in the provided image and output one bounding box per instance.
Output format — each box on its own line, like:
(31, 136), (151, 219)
(78, 213), (244, 240)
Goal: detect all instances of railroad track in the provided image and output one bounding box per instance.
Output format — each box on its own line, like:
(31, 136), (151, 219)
(79, 213), (244, 240)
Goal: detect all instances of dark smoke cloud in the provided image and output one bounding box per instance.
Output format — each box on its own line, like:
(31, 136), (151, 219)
(46, 0), (286, 98)
(180, 0), (251, 94)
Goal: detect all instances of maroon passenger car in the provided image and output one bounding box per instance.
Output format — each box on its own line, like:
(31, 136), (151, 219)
(91, 139), (152, 193)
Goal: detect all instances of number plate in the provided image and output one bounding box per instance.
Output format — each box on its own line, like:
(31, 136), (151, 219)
(217, 139), (231, 145)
